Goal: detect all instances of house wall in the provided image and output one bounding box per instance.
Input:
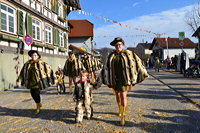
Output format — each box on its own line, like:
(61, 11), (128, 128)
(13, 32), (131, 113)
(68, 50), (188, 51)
(69, 37), (92, 53)
(0, 0), (68, 55)
(0, 0), (70, 91)
(163, 48), (195, 59)
(0, 50), (67, 91)
(135, 45), (144, 59)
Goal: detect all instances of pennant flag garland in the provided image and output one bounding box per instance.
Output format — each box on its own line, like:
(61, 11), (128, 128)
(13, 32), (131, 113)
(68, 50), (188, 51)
(94, 35), (155, 38)
(67, 5), (167, 36)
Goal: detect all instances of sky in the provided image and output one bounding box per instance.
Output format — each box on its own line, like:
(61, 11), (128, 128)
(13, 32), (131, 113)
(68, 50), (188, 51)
(68, 0), (199, 49)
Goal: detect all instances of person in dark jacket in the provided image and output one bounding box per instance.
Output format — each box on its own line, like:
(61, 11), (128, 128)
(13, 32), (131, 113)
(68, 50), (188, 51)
(17, 50), (55, 114)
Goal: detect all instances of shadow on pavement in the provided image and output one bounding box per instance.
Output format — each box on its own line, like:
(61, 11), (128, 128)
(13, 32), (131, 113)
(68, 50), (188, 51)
(0, 106), (76, 124)
(134, 109), (200, 132)
(128, 88), (181, 100)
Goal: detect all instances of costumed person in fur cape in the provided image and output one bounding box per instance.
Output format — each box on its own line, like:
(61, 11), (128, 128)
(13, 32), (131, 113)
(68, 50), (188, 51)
(63, 52), (85, 94)
(73, 71), (97, 123)
(82, 54), (92, 78)
(90, 54), (102, 83)
(17, 50), (55, 114)
(102, 37), (148, 126)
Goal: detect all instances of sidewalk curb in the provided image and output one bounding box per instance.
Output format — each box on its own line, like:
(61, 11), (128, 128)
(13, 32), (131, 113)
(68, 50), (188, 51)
(148, 72), (200, 109)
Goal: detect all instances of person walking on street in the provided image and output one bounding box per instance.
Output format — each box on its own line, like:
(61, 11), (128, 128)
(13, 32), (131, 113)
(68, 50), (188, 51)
(82, 54), (92, 78)
(102, 37), (148, 126)
(17, 50), (55, 114)
(91, 55), (101, 82)
(55, 64), (65, 94)
(155, 57), (160, 72)
(73, 71), (94, 123)
(63, 52), (85, 94)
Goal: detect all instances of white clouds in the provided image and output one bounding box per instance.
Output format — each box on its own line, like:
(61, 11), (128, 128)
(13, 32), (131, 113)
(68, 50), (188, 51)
(132, 2), (139, 7)
(94, 5), (197, 48)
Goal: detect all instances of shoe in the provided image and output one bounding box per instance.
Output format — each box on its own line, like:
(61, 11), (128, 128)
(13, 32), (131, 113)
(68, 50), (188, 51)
(117, 102), (122, 117)
(119, 106), (126, 126)
(35, 103), (42, 114)
(69, 85), (73, 94)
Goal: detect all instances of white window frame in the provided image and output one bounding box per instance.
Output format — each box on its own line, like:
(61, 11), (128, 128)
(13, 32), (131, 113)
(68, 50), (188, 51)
(58, 2), (63, 17)
(32, 19), (41, 41)
(0, 3), (16, 34)
(59, 31), (64, 47)
(43, 0), (50, 8)
(45, 25), (52, 44)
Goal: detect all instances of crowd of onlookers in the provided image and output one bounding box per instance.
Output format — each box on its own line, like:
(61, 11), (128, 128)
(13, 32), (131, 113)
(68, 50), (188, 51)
(145, 51), (188, 74)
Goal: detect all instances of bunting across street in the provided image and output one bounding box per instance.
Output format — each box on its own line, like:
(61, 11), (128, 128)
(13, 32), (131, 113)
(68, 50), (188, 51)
(64, 4), (167, 37)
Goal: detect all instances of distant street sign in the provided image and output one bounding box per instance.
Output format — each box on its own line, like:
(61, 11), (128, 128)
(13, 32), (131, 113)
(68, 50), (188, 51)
(179, 32), (185, 40)
(24, 35), (33, 46)
(179, 40), (184, 47)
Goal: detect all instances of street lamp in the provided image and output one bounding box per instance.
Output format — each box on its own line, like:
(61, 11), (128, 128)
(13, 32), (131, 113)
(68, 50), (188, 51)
(92, 41), (96, 52)
(165, 38), (169, 56)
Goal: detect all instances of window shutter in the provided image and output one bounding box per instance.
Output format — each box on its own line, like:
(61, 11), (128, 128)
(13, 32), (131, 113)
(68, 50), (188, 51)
(26, 15), (32, 36)
(64, 33), (67, 48)
(63, 6), (67, 20)
(55, 0), (58, 14)
(53, 27), (56, 45)
(52, 0), (58, 14)
(57, 29), (60, 46)
(17, 10), (24, 37)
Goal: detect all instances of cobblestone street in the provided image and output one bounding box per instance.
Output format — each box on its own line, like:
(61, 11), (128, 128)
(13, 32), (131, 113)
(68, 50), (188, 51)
(0, 70), (200, 133)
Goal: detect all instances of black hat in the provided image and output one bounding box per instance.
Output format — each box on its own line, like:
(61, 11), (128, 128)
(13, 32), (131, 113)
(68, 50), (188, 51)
(28, 50), (41, 59)
(110, 37), (125, 46)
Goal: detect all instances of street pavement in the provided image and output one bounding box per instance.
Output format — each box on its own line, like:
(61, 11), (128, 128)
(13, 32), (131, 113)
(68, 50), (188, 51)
(0, 70), (200, 133)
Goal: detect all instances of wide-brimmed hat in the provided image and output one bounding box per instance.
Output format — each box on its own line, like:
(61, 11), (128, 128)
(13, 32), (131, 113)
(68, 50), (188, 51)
(28, 50), (41, 59)
(110, 37), (125, 46)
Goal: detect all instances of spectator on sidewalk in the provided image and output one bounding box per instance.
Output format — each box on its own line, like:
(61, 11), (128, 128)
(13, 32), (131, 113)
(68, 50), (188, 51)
(155, 57), (160, 72)
(63, 52), (85, 94)
(102, 37), (148, 126)
(17, 50), (55, 114)
(166, 55), (171, 70)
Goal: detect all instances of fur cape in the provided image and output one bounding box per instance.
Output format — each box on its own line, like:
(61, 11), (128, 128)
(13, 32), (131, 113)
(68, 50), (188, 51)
(82, 58), (92, 73)
(102, 50), (148, 87)
(17, 60), (55, 90)
(91, 58), (101, 71)
(63, 57), (85, 77)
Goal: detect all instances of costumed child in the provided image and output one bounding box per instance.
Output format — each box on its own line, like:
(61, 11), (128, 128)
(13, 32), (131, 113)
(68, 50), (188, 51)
(73, 71), (95, 123)
(55, 64), (65, 94)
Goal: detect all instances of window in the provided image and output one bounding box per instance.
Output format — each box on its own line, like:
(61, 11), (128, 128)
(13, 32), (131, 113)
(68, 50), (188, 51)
(59, 31), (63, 47)
(32, 19), (41, 41)
(58, 2), (63, 17)
(45, 25), (52, 44)
(43, 0), (50, 8)
(0, 3), (15, 34)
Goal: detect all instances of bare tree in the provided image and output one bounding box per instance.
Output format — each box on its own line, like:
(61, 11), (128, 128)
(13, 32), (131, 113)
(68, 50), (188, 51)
(185, 2), (200, 32)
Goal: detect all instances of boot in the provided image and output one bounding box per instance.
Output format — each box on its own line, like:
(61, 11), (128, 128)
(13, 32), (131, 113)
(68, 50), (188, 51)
(35, 103), (42, 114)
(117, 102), (122, 117)
(119, 106), (126, 126)
(69, 84), (73, 94)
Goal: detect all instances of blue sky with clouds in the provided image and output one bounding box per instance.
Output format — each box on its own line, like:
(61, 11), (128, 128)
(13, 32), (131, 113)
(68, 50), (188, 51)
(68, 0), (198, 48)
